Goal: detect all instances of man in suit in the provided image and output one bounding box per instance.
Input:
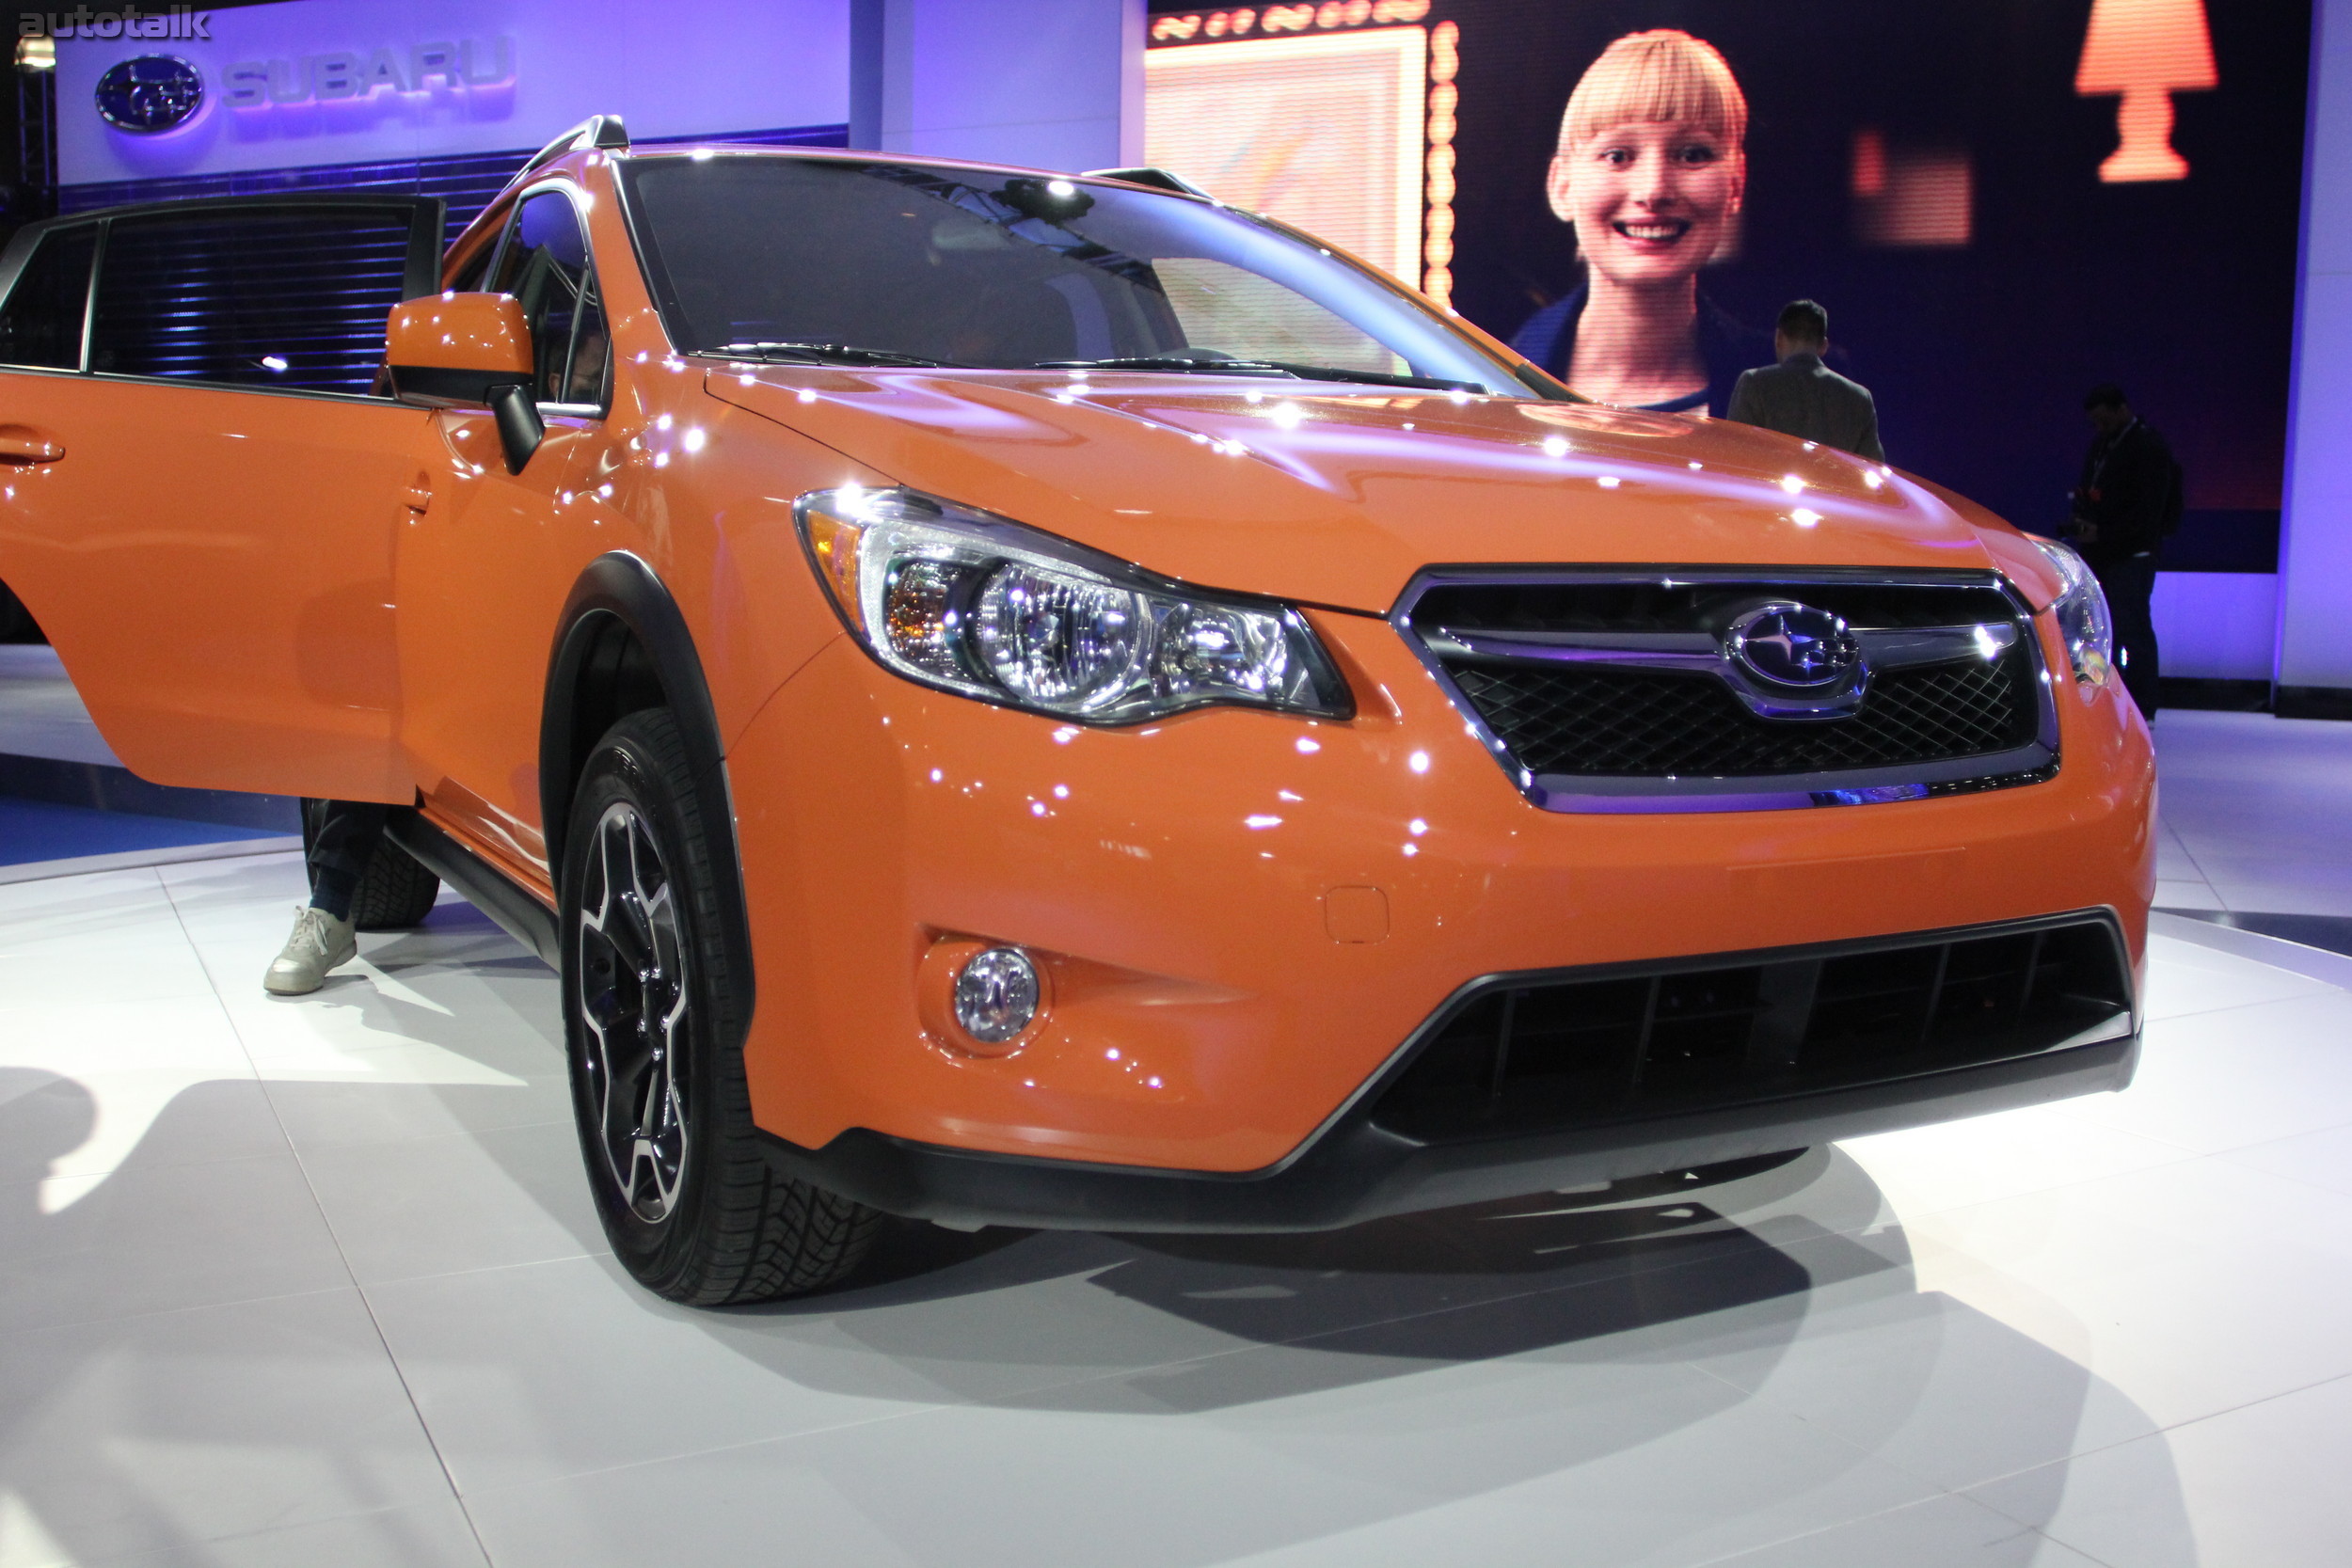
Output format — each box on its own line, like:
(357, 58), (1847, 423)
(1725, 299), (1884, 461)
(2071, 384), (2178, 720)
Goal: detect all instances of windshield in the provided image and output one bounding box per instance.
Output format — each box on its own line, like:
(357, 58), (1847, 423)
(616, 154), (1534, 394)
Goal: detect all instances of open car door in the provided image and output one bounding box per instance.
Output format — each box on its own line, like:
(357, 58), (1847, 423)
(0, 194), (445, 803)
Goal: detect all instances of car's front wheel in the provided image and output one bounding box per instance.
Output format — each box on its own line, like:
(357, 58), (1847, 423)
(561, 707), (882, 1304)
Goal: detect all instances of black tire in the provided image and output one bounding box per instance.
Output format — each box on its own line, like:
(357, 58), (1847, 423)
(298, 800), (442, 931)
(560, 707), (881, 1305)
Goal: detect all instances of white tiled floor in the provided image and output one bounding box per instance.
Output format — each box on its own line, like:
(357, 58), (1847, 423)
(0, 647), (117, 768)
(2151, 709), (2352, 914)
(3, 703), (2352, 1565)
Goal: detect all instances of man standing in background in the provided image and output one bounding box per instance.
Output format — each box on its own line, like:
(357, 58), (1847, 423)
(1725, 300), (1884, 461)
(2071, 384), (2178, 720)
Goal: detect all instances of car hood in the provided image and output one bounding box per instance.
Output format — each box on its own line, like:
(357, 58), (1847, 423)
(707, 368), (2064, 612)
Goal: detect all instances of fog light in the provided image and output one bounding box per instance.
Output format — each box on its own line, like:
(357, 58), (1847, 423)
(953, 947), (1040, 1043)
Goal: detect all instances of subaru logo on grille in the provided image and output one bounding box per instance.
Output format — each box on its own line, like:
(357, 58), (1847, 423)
(1726, 603), (1860, 689)
(95, 56), (205, 135)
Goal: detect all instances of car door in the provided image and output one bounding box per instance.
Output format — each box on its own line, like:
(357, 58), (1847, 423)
(396, 184), (610, 878)
(0, 194), (444, 802)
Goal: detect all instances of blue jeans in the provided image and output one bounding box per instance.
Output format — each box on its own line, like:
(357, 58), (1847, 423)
(307, 800), (390, 922)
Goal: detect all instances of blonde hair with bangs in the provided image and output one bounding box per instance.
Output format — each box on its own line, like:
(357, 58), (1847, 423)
(1558, 29), (1747, 154)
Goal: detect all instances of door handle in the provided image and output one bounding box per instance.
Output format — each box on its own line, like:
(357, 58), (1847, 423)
(0, 426), (64, 464)
(404, 474), (434, 513)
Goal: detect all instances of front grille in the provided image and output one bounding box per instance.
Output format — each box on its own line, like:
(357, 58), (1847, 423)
(1450, 654), (2036, 778)
(1399, 572), (2056, 800)
(1370, 915), (2132, 1144)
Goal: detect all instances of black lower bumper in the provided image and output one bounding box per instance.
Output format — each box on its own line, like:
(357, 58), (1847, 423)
(764, 1029), (2137, 1233)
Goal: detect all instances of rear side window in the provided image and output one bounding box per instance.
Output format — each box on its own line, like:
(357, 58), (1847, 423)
(88, 207), (419, 392)
(0, 228), (98, 371)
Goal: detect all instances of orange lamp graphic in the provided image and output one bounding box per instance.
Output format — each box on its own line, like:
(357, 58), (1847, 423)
(2075, 0), (2217, 182)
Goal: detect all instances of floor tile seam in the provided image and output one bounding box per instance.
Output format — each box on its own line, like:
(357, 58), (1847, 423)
(434, 1227), (1864, 1503)
(2140, 984), (2350, 1025)
(2159, 824), (2225, 889)
(290, 1116), (585, 1159)
(1672, 1484), (2118, 1568)
(278, 1116), (581, 1158)
(2133, 1363), (2352, 1443)
(153, 864), (486, 1554)
(1876, 1140), (2348, 1237)
(942, 1216), (1918, 1413)
(1855, 1142), (2215, 1223)
(1672, 1356), (2157, 1568)
(13, 1139), (341, 1198)
(2195, 1110), (2352, 1165)
(1954, 1453), (2165, 1568)
(444, 1395), (978, 1504)
(1663, 1355), (2105, 1559)
(1915, 1367), (2352, 1513)
(152, 866), (296, 1105)
(2013, 1106), (2213, 1159)
(0, 1281), (358, 1346)
(346, 1244), (615, 1292)
(62, 1498), (492, 1568)
(342, 1251), (500, 1567)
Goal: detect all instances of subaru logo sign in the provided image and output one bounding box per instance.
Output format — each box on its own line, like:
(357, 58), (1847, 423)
(1726, 603), (1861, 689)
(95, 56), (206, 134)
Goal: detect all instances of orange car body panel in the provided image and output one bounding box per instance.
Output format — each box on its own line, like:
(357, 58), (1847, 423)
(726, 612), (2151, 1172)
(0, 370), (424, 801)
(0, 147), (2155, 1180)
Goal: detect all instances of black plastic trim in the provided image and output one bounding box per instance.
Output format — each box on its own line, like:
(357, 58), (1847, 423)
(390, 366), (522, 409)
(539, 553), (756, 1035)
(764, 908), (2141, 1231)
(765, 1032), (2137, 1233)
(386, 814), (560, 966)
(490, 383), (545, 471)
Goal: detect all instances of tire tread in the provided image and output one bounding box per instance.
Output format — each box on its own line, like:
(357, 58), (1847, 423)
(573, 708), (881, 1306)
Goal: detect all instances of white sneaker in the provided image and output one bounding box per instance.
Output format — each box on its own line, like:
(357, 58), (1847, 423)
(264, 905), (358, 995)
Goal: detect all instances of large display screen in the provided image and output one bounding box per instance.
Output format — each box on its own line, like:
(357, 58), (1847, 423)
(1146, 0), (2311, 568)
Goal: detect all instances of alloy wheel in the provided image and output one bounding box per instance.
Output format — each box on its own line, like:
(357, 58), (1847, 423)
(576, 800), (692, 1223)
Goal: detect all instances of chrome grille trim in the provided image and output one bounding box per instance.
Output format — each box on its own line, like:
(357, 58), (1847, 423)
(1392, 566), (2061, 815)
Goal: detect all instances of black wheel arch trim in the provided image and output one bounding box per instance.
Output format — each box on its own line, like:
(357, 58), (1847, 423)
(541, 552), (756, 1039)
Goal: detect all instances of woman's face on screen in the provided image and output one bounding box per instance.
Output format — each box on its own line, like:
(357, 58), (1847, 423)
(1549, 119), (1743, 287)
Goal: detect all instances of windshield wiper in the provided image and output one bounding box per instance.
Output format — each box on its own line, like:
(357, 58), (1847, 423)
(706, 341), (957, 368)
(1037, 356), (1488, 393)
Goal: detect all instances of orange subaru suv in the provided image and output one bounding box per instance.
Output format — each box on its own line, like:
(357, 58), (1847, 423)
(0, 119), (2153, 1304)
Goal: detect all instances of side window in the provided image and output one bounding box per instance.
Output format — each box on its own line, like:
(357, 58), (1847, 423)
(490, 191), (606, 406)
(447, 224), (504, 294)
(88, 207), (420, 392)
(0, 228), (98, 371)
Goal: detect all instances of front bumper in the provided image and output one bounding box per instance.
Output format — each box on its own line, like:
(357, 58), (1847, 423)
(765, 1028), (2137, 1233)
(724, 605), (2155, 1190)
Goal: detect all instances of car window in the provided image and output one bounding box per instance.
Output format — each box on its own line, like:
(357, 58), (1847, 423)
(1152, 259), (1402, 376)
(447, 221), (504, 293)
(618, 156), (1527, 392)
(0, 227), (98, 371)
(87, 207), (420, 392)
(490, 190), (604, 405)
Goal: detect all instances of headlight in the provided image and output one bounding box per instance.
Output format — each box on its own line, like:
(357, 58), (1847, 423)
(2032, 538), (2114, 687)
(795, 486), (1353, 722)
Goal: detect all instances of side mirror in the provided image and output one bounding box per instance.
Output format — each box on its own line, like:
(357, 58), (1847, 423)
(387, 293), (543, 471)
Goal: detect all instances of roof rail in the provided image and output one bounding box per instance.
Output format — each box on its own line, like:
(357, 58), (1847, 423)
(1082, 166), (1213, 198)
(516, 115), (631, 182)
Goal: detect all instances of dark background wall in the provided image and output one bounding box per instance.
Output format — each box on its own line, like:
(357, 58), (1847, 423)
(1434, 0), (2310, 560)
